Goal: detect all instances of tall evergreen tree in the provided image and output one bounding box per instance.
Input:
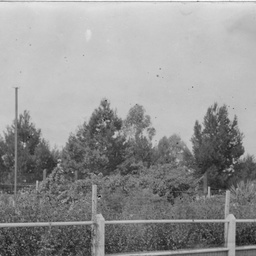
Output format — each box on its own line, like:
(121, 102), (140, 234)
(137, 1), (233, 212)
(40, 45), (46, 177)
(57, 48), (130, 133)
(62, 99), (125, 176)
(191, 103), (244, 189)
(0, 110), (57, 183)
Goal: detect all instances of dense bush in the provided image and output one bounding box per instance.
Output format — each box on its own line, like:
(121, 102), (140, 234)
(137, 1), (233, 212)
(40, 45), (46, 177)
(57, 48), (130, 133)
(104, 194), (225, 254)
(0, 189), (92, 256)
(1, 169), (256, 255)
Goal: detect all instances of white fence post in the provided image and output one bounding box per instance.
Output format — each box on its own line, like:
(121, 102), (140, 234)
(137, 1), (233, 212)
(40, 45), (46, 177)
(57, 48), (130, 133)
(224, 190), (230, 246)
(36, 180), (39, 191)
(92, 185), (98, 256)
(43, 169), (47, 181)
(203, 172), (208, 196)
(227, 213), (236, 256)
(207, 186), (211, 198)
(95, 214), (105, 256)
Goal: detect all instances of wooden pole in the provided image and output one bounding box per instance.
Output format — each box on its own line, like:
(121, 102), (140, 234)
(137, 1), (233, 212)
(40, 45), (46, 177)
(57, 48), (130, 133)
(75, 170), (78, 181)
(91, 185), (97, 256)
(43, 169), (46, 181)
(36, 180), (39, 191)
(224, 190), (230, 246)
(14, 87), (19, 205)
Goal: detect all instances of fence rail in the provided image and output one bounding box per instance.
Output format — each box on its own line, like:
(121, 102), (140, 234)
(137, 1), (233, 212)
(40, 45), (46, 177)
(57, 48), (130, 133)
(106, 248), (229, 256)
(236, 219), (256, 223)
(93, 213), (256, 256)
(105, 219), (228, 225)
(0, 220), (93, 228)
(0, 183), (36, 193)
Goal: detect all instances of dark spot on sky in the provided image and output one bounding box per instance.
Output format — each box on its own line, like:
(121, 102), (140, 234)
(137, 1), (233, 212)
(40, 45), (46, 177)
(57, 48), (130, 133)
(156, 75), (159, 77)
(159, 68), (161, 70)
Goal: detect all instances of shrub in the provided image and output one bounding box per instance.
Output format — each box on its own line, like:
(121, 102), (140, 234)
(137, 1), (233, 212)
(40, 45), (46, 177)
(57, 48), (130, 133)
(2, 171), (256, 255)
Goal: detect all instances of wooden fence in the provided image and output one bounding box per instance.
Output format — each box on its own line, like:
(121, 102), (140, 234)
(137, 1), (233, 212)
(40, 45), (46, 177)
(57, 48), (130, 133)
(1, 185), (256, 256)
(1, 214), (256, 256)
(92, 213), (256, 256)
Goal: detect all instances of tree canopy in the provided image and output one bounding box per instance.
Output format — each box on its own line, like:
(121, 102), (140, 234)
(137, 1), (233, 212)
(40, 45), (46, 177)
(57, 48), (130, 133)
(0, 99), (253, 192)
(154, 134), (194, 168)
(117, 104), (156, 174)
(191, 103), (244, 189)
(62, 99), (126, 176)
(0, 110), (57, 183)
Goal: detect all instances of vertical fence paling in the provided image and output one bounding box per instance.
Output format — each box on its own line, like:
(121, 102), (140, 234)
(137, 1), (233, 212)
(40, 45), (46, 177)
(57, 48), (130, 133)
(225, 190), (230, 247)
(92, 184), (98, 256)
(227, 214), (236, 256)
(207, 186), (211, 198)
(96, 214), (105, 256)
(43, 169), (47, 181)
(203, 172), (208, 195)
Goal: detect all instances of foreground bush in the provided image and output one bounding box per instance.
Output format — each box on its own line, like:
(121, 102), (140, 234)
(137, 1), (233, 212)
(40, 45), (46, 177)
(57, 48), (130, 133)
(0, 190), (92, 256)
(1, 169), (256, 255)
(104, 194), (225, 254)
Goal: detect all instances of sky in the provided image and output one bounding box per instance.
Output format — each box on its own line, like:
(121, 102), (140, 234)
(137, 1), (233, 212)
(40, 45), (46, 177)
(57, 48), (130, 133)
(0, 2), (256, 156)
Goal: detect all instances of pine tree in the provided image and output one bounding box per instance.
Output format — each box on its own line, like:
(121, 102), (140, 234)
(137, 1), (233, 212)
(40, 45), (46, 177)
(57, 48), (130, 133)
(191, 103), (244, 189)
(62, 99), (125, 176)
(0, 110), (57, 183)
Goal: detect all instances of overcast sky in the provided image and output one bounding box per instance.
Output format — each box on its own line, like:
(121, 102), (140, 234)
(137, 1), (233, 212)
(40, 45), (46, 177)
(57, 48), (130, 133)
(0, 2), (256, 156)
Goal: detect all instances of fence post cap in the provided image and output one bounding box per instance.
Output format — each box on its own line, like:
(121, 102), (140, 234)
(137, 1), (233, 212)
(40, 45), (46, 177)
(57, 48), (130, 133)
(96, 214), (105, 221)
(226, 213), (236, 220)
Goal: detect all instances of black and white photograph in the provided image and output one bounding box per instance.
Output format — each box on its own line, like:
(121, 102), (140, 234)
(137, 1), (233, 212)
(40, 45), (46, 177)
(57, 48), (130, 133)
(0, 1), (256, 255)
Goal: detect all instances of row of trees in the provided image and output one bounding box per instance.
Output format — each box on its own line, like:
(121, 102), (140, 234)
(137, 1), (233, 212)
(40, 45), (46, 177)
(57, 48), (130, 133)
(61, 99), (195, 178)
(0, 98), (255, 190)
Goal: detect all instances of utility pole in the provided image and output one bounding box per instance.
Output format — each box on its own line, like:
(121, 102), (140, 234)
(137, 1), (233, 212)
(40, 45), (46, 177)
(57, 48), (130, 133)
(14, 87), (19, 204)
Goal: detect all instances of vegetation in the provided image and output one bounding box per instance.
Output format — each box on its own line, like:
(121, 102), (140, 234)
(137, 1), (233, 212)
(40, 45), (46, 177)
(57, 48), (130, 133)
(0, 110), (58, 184)
(191, 103), (244, 189)
(0, 99), (255, 254)
(0, 170), (256, 255)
